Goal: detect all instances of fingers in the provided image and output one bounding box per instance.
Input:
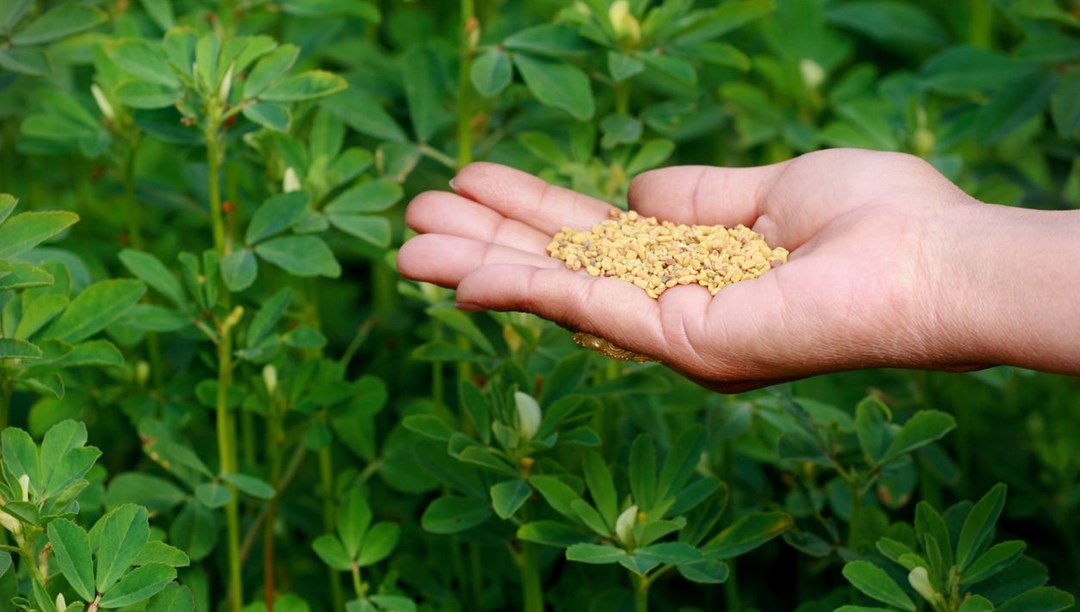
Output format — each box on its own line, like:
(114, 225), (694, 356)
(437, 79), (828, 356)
(627, 164), (787, 230)
(397, 235), (561, 288)
(455, 264), (667, 359)
(451, 162), (617, 235)
(405, 191), (552, 254)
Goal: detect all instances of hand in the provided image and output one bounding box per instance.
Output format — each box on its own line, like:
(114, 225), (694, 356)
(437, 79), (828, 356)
(396, 149), (1078, 391)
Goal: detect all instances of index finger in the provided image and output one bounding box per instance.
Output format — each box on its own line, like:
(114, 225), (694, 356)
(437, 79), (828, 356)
(451, 162), (617, 235)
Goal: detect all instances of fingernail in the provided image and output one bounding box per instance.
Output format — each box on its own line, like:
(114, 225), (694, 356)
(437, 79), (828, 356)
(448, 177), (458, 191)
(456, 301), (484, 311)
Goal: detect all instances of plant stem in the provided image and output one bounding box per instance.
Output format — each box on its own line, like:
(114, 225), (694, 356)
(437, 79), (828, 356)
(263, 393), (284, 611)
(721, 440), (742, 612)
(615, 81), (630, 116)
(848, 482), (862, 551)
(0, 379), (12, 431)
(520, 541), (543, 612)
(206, 111), (242, 612)
(457, 0), (476, 169)
(320, 444), (346, 611)
(632, 573), (649, 612)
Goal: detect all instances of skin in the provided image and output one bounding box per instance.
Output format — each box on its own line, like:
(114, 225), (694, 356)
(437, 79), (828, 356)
(396, 148), (1080, 392)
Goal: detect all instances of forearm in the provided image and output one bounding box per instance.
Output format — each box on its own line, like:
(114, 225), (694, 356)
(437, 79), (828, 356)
(950, 203), (1080, 375)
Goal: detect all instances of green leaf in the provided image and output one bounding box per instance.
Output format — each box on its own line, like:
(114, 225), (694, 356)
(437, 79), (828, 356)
(842, 561), (916, 611)
(956, 483), (1007, 570)
(357, 522), (399, 567)
(491, 479), (531, 520)
(140, 0), (174, 30)
(921, 46), (1036, 95)
(312, 535), (352, 571)
(194, 33), (219, 92)
(325, 180), (402, 214)
(1051, 73), (1080, 138)
(426, 307), (494, 355)
(246, 288), (291, 348)
(656, 426), (706, 500)
(513, 54), (594, 121)
(118, 250), (186, 307)
(260, 71), (347, 102)
(245, 191), (310, 244)
(677, 558), (730, 584)
(401, 414), (455, 441)
(219, 249), (257, 292)
(169, 499), (217, 562)
(826, 1), (947, 48)
(974, 72), (1057, 146)
(323, 91), (407, 142)
(94, 504), (151, 593)
(530, 475), (583, 521)
(600, 113), (642, 148)
(16, 293), (67, 339)
(635, 542), (701, 566)
(670, 0), (774, 45)
(278, 0), (380, 19)
(43, 280), (146, 343)
(517, 132), (570, 167)
(958, 595), (995, 612)
(327, 214), (391, 247)
(132, 541), (190, 568)
(995, 587), (1075, 612)
(963, 540), (1025, 586)
(403, 45), (441, 142)
(241, 44), (300, 99)
(47, 519), (95, 601)
(628, 435), (657, 511)
(243, 102), (291, 132)
(98, 563), (176, 608)
(608, 51), (645, 82)
(114, 81), (179, 109)
(471, 49), (512, 97)
(0, 262), (53, 291)
(570, 498), (611, 537)
(517, 521), (593, 548)
(0, 0), (32, 31)
(0, 46), (49, 75)
(0, 338), (42, 359)
(855, 395), (891, 464)
(504, 24), (589, 58)
(705, 511), (793, 559)
(255, 236), (341, 278)
(146, 583), (194, 612)
(122, 304), (190, 332)
(582, 451), (617, 530)
(221, 473), (275, 500)
(421, 495), (492, 534)
(338, 488), (372, 559)
(0, 211), (78, 259)
(639, 50), (696, 85)
(10, 4), (105, 46)
(194, 482), (233, 509)
(915, 502), (953, 580)
(626, 139), (675, 175)
(106, 40), (179, 88)
(877, 410), (955, 466)
(1, 426), (41, 495)
(565, 543), (626, 564)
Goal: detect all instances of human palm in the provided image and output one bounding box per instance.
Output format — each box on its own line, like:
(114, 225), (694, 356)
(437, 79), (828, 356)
(397, 149), (982, 391)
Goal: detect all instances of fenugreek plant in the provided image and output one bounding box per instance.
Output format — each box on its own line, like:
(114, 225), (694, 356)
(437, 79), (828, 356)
(1, 0), (1078, 610)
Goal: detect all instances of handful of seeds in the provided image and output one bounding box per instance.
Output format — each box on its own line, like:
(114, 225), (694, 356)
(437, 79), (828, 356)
(547, 210), (789, 299)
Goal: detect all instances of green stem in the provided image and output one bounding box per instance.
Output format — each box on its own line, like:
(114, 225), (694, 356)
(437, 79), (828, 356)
(320, 445), (346, 611)
(350, 564), (364, 599)
(263, 394), (284, 611)
(206, 109), (242, 612)
(967, 0), (993, 48)
(520, 541), (543, 612)
(632, 573), (649, 612)
(0, 379), (12, 431)
(457, 0), (476, 169)
(848, 483), (862, 551)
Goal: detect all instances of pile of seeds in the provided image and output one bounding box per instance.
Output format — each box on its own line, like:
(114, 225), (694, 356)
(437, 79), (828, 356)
(547, 210), (788, 299)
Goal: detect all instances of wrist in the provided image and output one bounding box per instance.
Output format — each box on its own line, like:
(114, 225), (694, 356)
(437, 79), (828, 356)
(941, 202), (1080, 374)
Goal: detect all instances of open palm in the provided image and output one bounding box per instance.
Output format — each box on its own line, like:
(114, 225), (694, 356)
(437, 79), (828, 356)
(397, 149), (982, 391)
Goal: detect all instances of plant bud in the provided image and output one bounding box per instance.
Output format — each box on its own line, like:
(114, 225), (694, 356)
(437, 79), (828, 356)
(615, 504), (638, 547)
(283, 167), (301, 193)
(908, 566), (939, 604)
(263, 364), (278, 395)
(19, 474), (30, 502)
(514, 391), (542, 441)
(55, 593), (67, 612)
(608, 0), (641, 45)
(91, 84), (115, 121)
(136, 360), (150, 387)
(799, 58), (825, 90)
(219, 63), (235, 103)
(0, 508), (20, 535)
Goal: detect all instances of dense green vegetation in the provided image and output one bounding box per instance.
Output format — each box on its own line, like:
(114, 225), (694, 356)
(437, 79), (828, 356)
(0, 1), (1077, 610)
